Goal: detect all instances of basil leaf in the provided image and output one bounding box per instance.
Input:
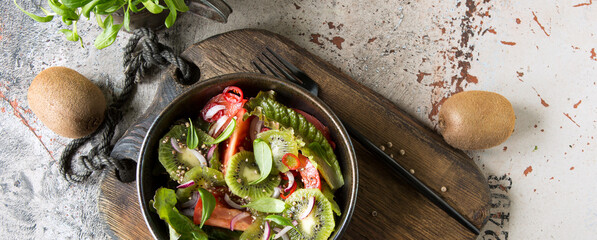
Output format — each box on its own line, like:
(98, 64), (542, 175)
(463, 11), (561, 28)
(13, 0), (54, 22)
(123, 7), (130, 31)
(48, 0), (79, 21)
(94, 15), (122, 49)
(59, 29), (80, 41)
(81, 0), (101, 18)
(141, 0), (164, 14)
(197, 188), (216, 229)
(204, 119), (235, 145)
(265, 215), (298, 232)
(153, 188), (208, 240)
(242, 197), (286, 213)
(62, 0), (92, 8)
(162, 0), (177, 28)
(187, 118), (199, 149)
(170, 0), (189, 12)
(249, 139), (273, 185)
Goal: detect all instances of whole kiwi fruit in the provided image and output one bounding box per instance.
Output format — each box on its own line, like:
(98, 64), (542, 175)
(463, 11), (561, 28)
(28, 66), (106, 138)
(438, 90), (515, 150)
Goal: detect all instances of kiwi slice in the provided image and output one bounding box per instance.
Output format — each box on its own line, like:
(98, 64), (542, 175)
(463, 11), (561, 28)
(176, 166), (226, 200)
(225, 151), (281, 201)
(256, 129), (302, 173)
(284, 189), (335, 240)
(158, 123), (219, 182)
(239, 217), (266, 240)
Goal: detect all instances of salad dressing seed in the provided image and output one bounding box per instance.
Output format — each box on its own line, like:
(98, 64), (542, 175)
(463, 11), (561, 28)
(400, 149), (406, 155)
(387, 142), (393, 148)
(371, 211), (378, 217)
(390, 153), (394, 158)
(441, 186), (447, 192)
(410, 169), (415, 174)
(380, 145), (386, 151)
(172, 150), (176, 155)
(237, 179), (242, 183)
(185, 122), (190, 127)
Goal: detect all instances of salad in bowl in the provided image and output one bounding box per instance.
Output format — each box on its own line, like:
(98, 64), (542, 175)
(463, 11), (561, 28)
(138, 74), (357, 240)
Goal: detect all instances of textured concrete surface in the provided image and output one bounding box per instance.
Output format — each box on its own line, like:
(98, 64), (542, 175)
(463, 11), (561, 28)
(1, 0), (596, 239)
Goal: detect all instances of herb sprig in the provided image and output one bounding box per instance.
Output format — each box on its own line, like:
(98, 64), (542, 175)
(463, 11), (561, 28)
(14, 0), (189, 49)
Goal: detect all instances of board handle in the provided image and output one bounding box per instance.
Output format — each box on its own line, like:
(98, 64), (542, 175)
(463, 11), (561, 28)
(110, 66), (195, 182)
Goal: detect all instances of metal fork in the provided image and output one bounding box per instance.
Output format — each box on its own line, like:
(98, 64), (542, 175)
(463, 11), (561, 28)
(252, 47), (481, 235)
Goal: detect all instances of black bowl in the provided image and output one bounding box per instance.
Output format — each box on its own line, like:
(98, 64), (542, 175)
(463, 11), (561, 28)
(137, 73), (358, 239)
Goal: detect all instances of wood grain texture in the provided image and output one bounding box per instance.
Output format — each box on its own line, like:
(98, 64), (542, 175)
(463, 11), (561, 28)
(100, 29), (490, 239)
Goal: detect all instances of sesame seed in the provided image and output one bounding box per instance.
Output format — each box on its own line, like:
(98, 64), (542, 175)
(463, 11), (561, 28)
(441, 186), (447, 192)
(387, 142), (393, 148)
(400, 149), (406, 155)
(380, 145), (386, 151)
(410, 169), (415, 174)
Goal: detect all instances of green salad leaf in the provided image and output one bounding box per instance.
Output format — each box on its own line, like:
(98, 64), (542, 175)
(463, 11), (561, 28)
(265, 215), (299, 233)
(249, 139), (273, 185)
(187, 118), (199, 149)
(245, 91), (344, 190)
(197, 188), (216, 229)
(242, 197), (287, 213)
(153, 188), (208, 240)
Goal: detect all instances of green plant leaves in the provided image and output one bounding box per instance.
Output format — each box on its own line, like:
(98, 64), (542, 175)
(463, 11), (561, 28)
(48, 0), (79, 21)
(265, 215), (299, 233)
(187, 119), (199, 149)
(94, 15), (122, 49)
(242, 198), (287, 213)
(249, 139), (273, 185)
(153, 188), (208, 240)
(142, 0), (165, 14)
(81, 0), (101, 18)
(62, 0), (93, 9)
(197, 188), (216, 229)
(13, 0), (55, 22)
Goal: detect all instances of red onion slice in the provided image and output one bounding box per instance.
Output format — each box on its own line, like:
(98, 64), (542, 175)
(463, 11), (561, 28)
(262, 221), (271, 240)
(224, 194), (244, 210)
(206, 144), (217, 160)
(204, 104), (226, 120)
(271, 187), (281, 198)
(170, 137), (182, 153)
(180, 191), (200, 208)
(180, 207), (195, 217)
(188, 149), (208, 167)
(299, 196), (315, 219)
(230, 212), (251, 231)
(208, 115), (229, 136)
(274, 226), (293, 239)
(284, 172), (294, 192)
(249, 117), (264, 141)
(177, 180), (195, 189)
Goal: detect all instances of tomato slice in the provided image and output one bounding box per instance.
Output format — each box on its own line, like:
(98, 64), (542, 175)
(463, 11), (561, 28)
(193, 191), (253, 231)
(293, 109), (336, 149)
(298, 154), (321, 190)
(221, 109), (251, 175)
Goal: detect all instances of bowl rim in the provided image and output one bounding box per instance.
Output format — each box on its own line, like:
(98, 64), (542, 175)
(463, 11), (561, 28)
(136, 72), (358, 239)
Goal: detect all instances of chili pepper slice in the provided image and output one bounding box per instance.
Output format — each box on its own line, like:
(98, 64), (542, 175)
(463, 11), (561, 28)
(282, 153), (301, 170)
(223, 86), (243, 103)
(280, 181), (297, 200)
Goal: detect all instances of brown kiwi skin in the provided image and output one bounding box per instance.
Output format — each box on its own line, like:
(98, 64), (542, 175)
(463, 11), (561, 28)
(27, 66), (105, 138)
(438, 90), (515, 150)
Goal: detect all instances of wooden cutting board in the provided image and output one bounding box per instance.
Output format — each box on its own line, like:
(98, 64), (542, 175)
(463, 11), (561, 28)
(99, 29), (490, 239)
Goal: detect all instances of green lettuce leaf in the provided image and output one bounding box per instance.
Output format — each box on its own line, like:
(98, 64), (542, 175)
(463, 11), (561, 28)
(245, 91), (344, 190)
(153, 188), (208, 240)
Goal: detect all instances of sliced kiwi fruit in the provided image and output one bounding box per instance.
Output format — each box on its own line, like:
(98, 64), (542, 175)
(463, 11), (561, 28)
(284, 189), (335, 240)
(176, 166), (226, 200)
(256, 129), (302, 173)
(225, 151), (281, 201)
(158, 123), (220, 182)
(239, 217), (265, 240)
